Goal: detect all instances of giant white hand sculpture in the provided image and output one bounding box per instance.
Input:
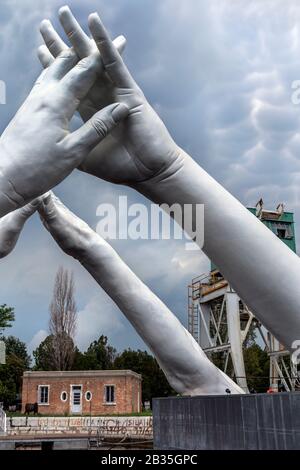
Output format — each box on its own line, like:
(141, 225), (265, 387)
(0, 43), (128, 218)
(38, 6), (180, 186)
(0, 200), (40, 259)
(39, 192), (243, 395)
(39, 8), (300, 352)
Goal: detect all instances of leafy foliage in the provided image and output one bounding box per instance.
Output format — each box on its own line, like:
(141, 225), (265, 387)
(73, 335), (116, 370)
(33, 334), (75, 371)
(0, 336), (31, 404)
(114, 349), (176, 404)
(244, 343), (269, 392)
(33, 335), (54, 370)
(0, 305), (15, 333)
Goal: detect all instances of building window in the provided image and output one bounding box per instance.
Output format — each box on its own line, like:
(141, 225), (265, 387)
(272, 222), (293, 240)
(38, 385), (49, 405)
(85, 391), (92, 401)
(104, 385), (115, 404)
(61, 391), (68, 402)
(277, 228), (286, 239)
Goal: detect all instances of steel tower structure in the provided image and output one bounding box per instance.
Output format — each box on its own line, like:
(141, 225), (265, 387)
(188, 200), (300, 392)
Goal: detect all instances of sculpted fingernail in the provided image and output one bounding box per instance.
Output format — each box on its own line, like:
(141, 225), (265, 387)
(43, 193), (52, 205)
(112, 103), (129, 122)
(88, 12), (100, 24)
(59, 5), (71, 15)
(40, 19), (51, 30)
(115, 35), (126, 45)
(30, 199), (41, 207)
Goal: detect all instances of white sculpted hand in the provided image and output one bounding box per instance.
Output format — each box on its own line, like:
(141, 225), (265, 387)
(38, 192), (96, 260)
(38, 7), (183, 186)
(38, 11), (126, 122)
(0, 199), (40, 258)
(0, 43), (128, 217)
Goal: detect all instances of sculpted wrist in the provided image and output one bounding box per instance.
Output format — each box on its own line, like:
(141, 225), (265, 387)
(79, 231), (113, 267)
(133, 146), (187, 202)
(0, 169), (25, 217)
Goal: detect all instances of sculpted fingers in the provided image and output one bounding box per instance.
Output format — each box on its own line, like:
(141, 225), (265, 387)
(38, 192), (57, 223)
(40, 19), (67, 57)
(58, 6), (91, 58)
(43, 48), (78, 82)
(19, 198), (42, 218)
(88, 13), (134, 88)
(63, 103), (129, 155)
(59, 52), (101, 107)
(37, 45), (54, 69)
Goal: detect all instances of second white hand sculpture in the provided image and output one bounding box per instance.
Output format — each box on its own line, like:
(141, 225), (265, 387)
(0, 200), (41, 259)
(39, 192), (243, 395)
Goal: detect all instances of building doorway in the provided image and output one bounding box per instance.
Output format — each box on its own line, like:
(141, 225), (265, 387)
(71, 385), (82, 414)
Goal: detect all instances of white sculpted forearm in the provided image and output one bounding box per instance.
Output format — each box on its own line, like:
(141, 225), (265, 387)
(137, 151), (300, 351)
(80, 235), (243, 395)
(39, 193), (243, 394)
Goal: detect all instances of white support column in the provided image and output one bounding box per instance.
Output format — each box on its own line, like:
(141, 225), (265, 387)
(226, 291), (249, 393)
(269, 333), (280, 392)
(198, 302), (213, 349)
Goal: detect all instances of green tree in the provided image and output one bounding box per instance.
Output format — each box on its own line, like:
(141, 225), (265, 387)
(34, 335), (116, 371)
(0, 336), (31, 404)
(211, 342), (270, 392)
(244, 343), (269, 392)
(71, 347), (85, 369)
(114, 349), (176, 405)
(0, 305), (15, 334)
(76, 335), (117, 370)
(72, 347), (94, 370)
(209, 317), (270, 392)
(33, 334), (76, 371)
(5, 336), (31, 366)
(33, 335), (54, 370)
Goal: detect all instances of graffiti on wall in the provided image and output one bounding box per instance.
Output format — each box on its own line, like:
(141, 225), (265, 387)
(8, 416), (153, 437)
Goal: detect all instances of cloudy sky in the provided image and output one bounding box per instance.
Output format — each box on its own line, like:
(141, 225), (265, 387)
(1, 0), (300, 357)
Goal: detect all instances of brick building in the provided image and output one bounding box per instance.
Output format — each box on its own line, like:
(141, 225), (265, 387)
(22, 370), (142, 415)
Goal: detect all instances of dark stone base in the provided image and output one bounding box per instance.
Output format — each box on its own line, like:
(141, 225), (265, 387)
(153, 392), (300, 450)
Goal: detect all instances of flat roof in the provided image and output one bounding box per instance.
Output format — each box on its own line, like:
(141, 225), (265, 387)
(23, 370), (142, 381)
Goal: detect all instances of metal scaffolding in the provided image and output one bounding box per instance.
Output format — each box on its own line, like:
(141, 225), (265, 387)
(188, 270), (300, 393)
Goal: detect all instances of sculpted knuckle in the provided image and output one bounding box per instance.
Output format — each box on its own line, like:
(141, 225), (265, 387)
(91, 117), (109, 138)
(36, 93), (53, 110)
(58, 139), (77, 159)
(58, 49), (75, 60)
(47, 39), (56, 51)
(76, 58), (90, 70)
(67, 29), (77, 40)
(95, 38), (108, 48)
(136, 86), (145, 99)
(105, 59), (118, 69)
(33, 79), (43, 89)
